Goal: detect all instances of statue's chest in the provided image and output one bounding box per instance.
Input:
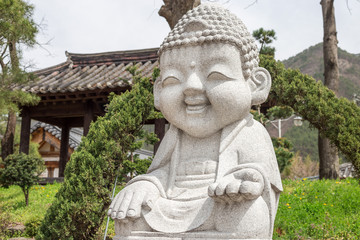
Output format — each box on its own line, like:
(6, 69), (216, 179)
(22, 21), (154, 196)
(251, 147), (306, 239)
(168, 157), (217, 200)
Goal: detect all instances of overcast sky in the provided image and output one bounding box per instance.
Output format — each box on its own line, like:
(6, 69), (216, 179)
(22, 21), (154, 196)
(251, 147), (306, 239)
(22, 0), (360, 71)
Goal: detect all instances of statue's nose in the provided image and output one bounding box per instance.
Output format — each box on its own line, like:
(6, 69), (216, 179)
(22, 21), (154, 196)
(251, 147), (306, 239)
(183, 73), (204, 96)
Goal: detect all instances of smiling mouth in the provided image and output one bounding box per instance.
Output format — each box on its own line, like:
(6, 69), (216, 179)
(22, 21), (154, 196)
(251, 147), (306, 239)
(186, 104), (208, 113)
(185, 96), (209, 114)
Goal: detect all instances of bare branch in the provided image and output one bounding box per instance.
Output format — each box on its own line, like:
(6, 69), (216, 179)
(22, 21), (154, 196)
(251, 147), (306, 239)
(1, 45), (8, 59)
(0, 57), (6, 72)
(147, 7), (159, 21)
(346, 0), (352, 14)
(244, 0), (258, 9)
(346, 0), (360, 14)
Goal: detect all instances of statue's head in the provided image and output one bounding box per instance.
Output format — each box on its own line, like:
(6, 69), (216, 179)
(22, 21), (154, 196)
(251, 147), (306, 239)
(155, 3), (271, 138)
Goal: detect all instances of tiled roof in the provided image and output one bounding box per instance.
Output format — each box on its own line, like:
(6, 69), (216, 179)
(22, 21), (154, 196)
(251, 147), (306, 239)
(16, 48), (159, 94)
(31, 121), (82, 149)
(30, 121), (154, 157)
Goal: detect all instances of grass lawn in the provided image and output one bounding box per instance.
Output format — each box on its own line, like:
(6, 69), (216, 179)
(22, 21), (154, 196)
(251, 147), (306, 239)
(275, 178), (360, 239)
(1, 179), (359, 239)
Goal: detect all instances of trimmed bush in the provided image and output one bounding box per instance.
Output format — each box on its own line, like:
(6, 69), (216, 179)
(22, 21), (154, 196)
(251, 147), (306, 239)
(36, 67), (160, 240)
(0, 153), (44, 206)
(261, 55), (360, 176)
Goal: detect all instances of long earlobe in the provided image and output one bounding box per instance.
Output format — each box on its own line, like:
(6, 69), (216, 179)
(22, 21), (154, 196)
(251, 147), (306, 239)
(250, 67), (272, 105)
(154, 78), (162, 110)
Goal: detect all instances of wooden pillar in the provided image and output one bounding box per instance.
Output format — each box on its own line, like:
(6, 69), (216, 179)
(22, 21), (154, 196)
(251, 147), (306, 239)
(154, 118), (166, 154)
(59, 123), (70, 178)
(19, 107), (31, 154)
(83, 101), (94, 136)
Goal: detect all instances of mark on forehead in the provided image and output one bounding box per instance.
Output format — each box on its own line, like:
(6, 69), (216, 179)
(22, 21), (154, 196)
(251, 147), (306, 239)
(190, 61), (196, 68)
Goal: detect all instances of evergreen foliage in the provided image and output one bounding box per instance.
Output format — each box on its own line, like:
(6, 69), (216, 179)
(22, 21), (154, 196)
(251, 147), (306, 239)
(0, 153), (44, 206)
(252, 28), (276, 57)
(122, 153), (152, 180)
(260, 55), (360, 176)
(271, 137), (294, 173)
(36, 66), (160, 240)
(0, 0), (40, 113)
(0, 0), (40, 161)
(266, 105), (293, 120)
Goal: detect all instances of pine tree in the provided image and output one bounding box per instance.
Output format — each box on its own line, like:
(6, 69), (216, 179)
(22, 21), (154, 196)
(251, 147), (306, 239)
(0, 0), (40, 160)
(37, 67), (160, 240)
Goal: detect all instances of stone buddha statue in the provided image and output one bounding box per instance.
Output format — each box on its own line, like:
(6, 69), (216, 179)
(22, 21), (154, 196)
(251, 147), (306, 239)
(108, 3), (282, 239)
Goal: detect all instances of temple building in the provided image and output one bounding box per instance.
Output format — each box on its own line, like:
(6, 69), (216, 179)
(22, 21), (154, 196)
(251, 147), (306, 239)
(16, 48), (165, 177)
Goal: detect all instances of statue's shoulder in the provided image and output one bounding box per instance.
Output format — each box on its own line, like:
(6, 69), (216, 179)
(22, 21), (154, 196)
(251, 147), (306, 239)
(230, 118), (274, 155)
(242, 118), (271, 140)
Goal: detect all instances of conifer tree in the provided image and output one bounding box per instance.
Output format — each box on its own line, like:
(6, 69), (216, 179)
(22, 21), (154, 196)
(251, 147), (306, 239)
(37, 67), (160, 240)
(0, 0), (40, 160)
(252, 28), (277, 57)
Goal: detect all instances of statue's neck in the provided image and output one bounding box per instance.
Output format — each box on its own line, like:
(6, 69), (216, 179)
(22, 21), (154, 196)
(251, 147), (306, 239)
(179, 130), (221, 161)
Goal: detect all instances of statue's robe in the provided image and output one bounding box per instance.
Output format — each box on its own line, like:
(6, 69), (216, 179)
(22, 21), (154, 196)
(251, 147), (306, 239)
(126, 114), (283, 236)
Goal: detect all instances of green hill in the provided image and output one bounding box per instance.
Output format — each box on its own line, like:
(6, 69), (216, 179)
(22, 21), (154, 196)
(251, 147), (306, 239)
(277, 44), (360, 162)
(283, 43), (360, 99)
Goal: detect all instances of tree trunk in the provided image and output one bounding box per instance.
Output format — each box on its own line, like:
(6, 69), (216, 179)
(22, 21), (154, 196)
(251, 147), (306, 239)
(23, 188), (29, 206)
(319, 0), (339, 179)
(1, 40), (20, 160)
(159, 0), (201, 29)
(1, 111), (16, 160)
(318, 135), (339, 179)
(8, 40), (19, 71)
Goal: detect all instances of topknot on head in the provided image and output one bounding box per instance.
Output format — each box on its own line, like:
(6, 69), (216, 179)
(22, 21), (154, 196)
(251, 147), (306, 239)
(159, 3), (259, 79)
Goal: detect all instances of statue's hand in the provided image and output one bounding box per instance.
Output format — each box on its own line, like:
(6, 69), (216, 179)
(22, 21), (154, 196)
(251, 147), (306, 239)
(208, 169), (264, 203)
(107, 181), (159, 221)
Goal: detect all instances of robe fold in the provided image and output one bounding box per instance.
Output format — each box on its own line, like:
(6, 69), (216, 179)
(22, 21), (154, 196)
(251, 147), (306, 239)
(127, 114), (283, 236)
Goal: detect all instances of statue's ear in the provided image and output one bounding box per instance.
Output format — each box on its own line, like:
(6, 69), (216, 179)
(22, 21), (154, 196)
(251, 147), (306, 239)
(153, 77), (162, 110)
(248, 67), (272, 105)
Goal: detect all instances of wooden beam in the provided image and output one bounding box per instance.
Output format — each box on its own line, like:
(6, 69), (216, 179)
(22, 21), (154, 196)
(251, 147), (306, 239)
(58, 123), (70, 177)
(83, 101), (94, 136)
(32, 117), (84, 128)
(19, 107), (31, 154)
(29, 102), (86, 118)
(45, 161), (59, 168)
(154, 118), (166, 154)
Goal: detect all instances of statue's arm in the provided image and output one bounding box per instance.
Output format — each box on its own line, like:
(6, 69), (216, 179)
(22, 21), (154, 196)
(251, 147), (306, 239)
(108, 166), (169, 221)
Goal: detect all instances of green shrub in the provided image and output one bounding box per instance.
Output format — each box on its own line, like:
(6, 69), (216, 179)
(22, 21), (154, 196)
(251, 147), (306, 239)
(25, 217), (42, 237)
(261, 55), (360, 177)
(272, 137), (294, 173)
(36, 67), (160, 240)
(0, 211), (11, 239)
(0, 153), (44, 206)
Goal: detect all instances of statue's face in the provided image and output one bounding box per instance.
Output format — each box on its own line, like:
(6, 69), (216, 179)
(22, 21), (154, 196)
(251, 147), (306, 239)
(158, 43), (252, 138)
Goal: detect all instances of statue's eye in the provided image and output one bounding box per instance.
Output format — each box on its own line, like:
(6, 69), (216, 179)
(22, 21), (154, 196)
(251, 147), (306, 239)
(162, 76), (180, 87)
(207, 71), (232, 81)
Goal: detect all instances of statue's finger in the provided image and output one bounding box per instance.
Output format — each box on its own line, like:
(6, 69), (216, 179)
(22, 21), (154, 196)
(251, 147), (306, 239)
(127, 191), (143, 219)
(239, 181), (263, 199)
(108, 191), (122, 216)
(110, 191), (124, 219)
(225, 180), (241, 195)
(234, 169), (262, 183)
(208, 183), (217, 197)
(215, 181), (227, 196)
(117, 191), (133, 219)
